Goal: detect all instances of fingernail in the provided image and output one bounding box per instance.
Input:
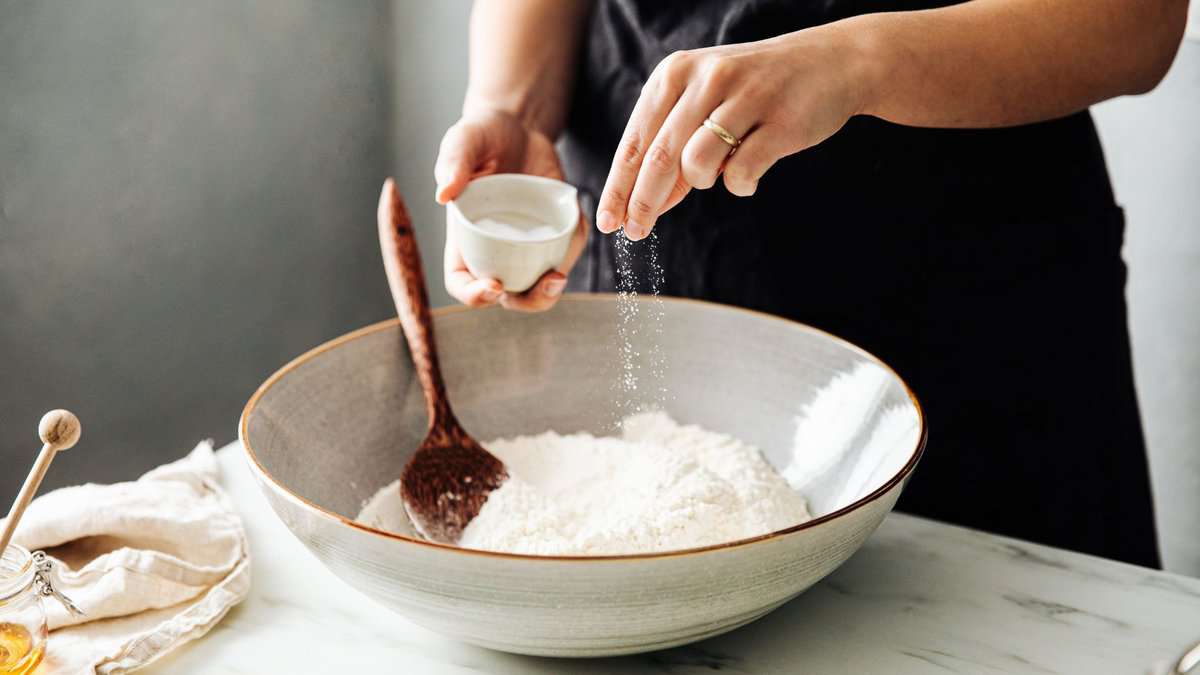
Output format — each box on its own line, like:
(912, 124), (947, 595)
(625, 222), (649, 241)
(481, 288), (501, 303)
(597, 210), (617, 232)
(544, 278), (566, 297)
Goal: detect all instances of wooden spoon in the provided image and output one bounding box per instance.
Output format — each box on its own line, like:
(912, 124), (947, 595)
(376, 178), (507, 544)
(0, 410), (81, 555)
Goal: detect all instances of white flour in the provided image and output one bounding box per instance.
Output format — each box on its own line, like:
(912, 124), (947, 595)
(356, 411), (811, 555)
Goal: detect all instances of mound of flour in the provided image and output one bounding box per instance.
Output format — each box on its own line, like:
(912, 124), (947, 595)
(356, 411), (811, 555)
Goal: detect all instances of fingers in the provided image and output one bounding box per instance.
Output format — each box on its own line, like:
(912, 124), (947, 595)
(497, 271), (568, 312)
(598, 50), (787, 239)
(438, 121), (499, 306)
(444, 237), (502, 308)
(660, 173), (692, 215)
(681, 104), (753, 191)
(722, 125), (782, 197)
(434, 122), (483, 204)
(623, 87), (716, 240)
(596, 51), (690, 235)
(449, 273), (504, 307)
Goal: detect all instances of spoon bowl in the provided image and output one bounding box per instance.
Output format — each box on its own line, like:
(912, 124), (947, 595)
(400, 432), (506, 544)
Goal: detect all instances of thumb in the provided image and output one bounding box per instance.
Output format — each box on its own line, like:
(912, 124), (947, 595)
(434, 123), (484, 204)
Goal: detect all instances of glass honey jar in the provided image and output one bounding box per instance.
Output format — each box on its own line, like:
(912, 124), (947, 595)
(0, 544), (81, 675)
(0, 545), (45, 675)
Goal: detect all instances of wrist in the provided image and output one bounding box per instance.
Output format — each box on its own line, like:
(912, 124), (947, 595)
(827, 14), (895, 118)
(462, 90), (520, 123)
(463, 90), (560, 139)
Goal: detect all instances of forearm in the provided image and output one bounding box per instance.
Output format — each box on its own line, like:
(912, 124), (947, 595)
(464, 0), (592, 138)
(847, 0), (1189, 128)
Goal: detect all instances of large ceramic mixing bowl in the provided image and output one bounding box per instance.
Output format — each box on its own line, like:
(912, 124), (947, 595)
(240, 294), (925, 657)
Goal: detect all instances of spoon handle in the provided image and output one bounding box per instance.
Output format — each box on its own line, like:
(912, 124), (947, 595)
(377, 178), (454, 431)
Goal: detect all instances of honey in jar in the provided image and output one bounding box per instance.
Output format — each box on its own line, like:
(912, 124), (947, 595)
(0, 622), (42, 675)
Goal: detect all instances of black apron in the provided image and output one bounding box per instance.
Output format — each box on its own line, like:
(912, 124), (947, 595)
(560, 0), (1161, 567)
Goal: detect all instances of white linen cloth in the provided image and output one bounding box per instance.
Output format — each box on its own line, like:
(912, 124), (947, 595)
(4, 442), (250, 674)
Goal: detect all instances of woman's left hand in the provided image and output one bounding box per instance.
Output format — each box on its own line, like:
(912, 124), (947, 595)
(595, 25), (870, 240)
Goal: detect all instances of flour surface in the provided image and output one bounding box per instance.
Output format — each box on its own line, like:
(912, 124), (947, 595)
(356, 412), (810, 555)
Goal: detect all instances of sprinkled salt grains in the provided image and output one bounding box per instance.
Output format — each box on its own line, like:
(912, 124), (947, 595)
(613, 231), (640, 414)
(644, 230), (669, 408)
(613, 230), (669, 419)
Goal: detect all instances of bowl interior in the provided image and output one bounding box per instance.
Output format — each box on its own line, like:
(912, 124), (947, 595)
(244, 295), (922, 549)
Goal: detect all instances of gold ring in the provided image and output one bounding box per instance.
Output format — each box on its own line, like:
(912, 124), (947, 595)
(702, 117), (741, 150)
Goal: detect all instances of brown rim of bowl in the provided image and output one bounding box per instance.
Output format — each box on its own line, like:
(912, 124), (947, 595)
(239, 293), (927, 562)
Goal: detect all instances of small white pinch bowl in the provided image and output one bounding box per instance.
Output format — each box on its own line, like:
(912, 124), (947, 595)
(241, 295), (927, 658)
(446, 173), (578, 293)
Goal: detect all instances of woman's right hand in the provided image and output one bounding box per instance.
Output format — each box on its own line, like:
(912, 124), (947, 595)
(434, 109), (588, 312)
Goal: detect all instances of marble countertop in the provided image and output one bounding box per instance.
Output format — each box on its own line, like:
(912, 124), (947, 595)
(144, 444), (1200, 674)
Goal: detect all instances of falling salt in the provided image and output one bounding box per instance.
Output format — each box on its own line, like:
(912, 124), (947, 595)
(644, 230), (669, 407)
(613, 229), (669, 422)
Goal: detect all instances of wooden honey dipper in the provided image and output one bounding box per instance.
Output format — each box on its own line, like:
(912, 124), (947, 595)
(0, 410), (81, 555)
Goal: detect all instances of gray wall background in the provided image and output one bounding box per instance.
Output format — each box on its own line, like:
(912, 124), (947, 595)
(0, 1), (396, 490)
(2, 2), (1197, 574)
(1093, 35), (1200, 575)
